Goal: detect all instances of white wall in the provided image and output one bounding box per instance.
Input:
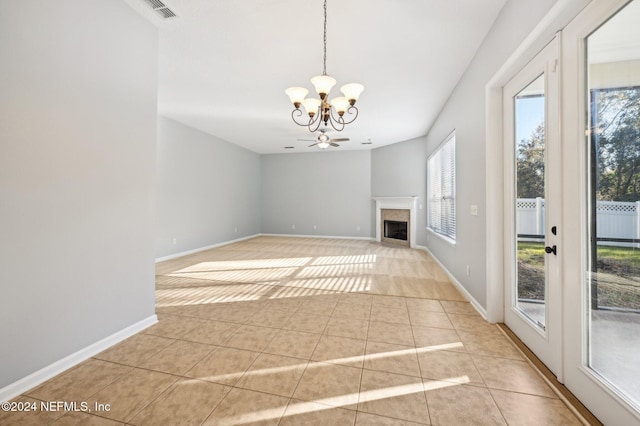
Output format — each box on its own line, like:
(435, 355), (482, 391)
(261, 151), (372, 238)
(422, 0), (561, 307)
(371, 137), (429, 239)
(156, 116), (262, 258)
(0, 0), (157, 389)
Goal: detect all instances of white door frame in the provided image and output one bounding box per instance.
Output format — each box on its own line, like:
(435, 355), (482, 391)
(561, 0), (640, 424)
(502, 36), (562, 377)
(485, 0), (592, 325)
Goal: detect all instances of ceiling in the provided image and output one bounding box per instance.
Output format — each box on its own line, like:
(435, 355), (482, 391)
(125, 0), (507, 154)
(588, 0), (640, 64)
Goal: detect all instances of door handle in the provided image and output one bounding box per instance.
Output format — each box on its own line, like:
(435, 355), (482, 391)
(545, 245), (557, 255)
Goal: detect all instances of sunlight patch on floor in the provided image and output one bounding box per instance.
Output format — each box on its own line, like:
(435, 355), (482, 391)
(284, 276), (372, 292)
(186, 343), (464, 385)
(214, 378), (468, 425)
(296, 264), (374, 278)
(265, 286), (346, 299)
(175, 258), (314, 273)
(311, 254), (378, 265)
(155, 283), (278, 306)
(168, 267), (298, 283)
(157, 258), (378, 306)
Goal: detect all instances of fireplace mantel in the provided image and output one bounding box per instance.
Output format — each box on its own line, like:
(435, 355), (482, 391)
(373, 197), (418, 248)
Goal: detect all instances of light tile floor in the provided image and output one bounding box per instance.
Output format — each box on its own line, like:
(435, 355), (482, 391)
(2, 236), (587, 425)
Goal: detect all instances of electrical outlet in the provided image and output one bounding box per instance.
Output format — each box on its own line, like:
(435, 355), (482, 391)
(292, 224), (296, 229)
(172, 237), (177, 245)
(466, 265), (471, 276)
(470, 205), (478, 216)
(313, 225), (317, 230)
(356, 226), (361, 231)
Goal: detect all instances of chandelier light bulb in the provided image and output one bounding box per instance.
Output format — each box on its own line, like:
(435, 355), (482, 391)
(330, 97), (350, 116)
(340, 83), (365, 105)
(285, 87), (309, 108)
(301, 98), (321, 117)
(311, 75), (337, 99)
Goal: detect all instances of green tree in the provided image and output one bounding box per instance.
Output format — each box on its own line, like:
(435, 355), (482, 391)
(517, 123), (545, 199)
(594, 88), (640, 202)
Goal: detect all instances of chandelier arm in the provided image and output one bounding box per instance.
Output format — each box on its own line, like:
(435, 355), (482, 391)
(328, 107), (344, 125)
(291, 109), (320, 128)
(309, 115), (323, 133)
(327, 115), (345, 132)
(338, 106), (359, 125)
(291, 109), (310, 127)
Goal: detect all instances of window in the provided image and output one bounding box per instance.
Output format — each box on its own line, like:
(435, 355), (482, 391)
(428, 132), (456, 241)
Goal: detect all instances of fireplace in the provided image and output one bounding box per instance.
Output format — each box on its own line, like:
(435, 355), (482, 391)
(380, 208), (410, 246)
(384, 220), (408, 241)
(373, 197), (417, 248)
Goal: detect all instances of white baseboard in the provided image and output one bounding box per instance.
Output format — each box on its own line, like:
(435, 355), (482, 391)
(416, 245), (488, 320)
(260, 233), (374, 241)
(0, 315), (158, 403)
(155, 234), (261, 263)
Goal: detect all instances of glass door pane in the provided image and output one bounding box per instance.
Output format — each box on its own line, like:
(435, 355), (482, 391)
(504, 38), (559, 375)
(515, 74), (547, 330)
(587, 0), (640, 409)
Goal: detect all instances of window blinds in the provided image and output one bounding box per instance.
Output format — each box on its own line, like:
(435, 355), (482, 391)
(428, 135), (456, 240)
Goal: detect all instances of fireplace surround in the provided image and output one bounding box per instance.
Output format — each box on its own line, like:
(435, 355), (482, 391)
(373, 197), (418, 248)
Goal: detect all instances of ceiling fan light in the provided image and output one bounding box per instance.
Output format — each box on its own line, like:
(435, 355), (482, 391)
(330, 96), (349, 116)
(301, 98), (321, 117)
(340, 83), (364, 105)
(311, 75), (336, 99)
(317, 141), (330, 149)
(285, 87), (309, 108)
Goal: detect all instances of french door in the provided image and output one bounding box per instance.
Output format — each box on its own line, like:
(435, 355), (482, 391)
(499, 0), (640, 423)
(503, 37), (562, 376)
(562, 0), (640, 424)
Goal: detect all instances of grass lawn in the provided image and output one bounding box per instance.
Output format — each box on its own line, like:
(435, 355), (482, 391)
(596, 245), (640, 275)
(517, 241), (639, 272)
(517, 241), (546, 267)
(517, 241), (640, 310)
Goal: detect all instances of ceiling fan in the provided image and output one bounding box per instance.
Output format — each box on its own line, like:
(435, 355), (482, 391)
(298, 129), (350, 149)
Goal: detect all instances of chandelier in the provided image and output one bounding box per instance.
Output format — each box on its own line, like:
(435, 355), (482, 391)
(285, 0), (364, 133)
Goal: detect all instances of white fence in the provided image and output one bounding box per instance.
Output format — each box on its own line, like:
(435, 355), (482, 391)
(517, 198), (640, 247)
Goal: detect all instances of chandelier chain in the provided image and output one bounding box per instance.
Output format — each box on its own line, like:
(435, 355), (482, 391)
(323, 0), (327, 76)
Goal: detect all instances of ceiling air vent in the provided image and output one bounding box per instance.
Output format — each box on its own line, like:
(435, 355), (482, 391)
(143, 0), (177, 19)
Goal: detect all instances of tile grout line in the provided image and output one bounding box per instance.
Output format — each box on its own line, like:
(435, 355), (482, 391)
(272, 282), (337, 425)
(353, 296), (375, 420)
(496, 324), (600, 426)
(410, 299), (438, 426)
(463, 325), (511, 426)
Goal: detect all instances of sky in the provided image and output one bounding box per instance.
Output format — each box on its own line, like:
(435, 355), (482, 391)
(515, 95), (545, 145)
